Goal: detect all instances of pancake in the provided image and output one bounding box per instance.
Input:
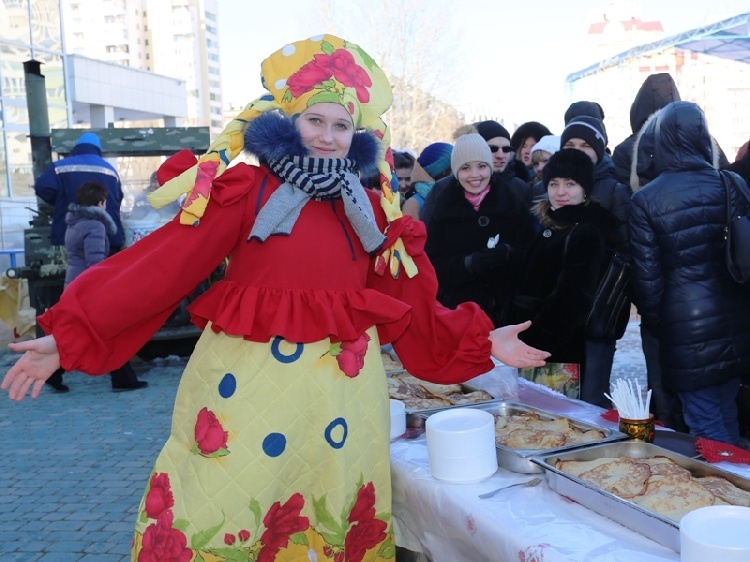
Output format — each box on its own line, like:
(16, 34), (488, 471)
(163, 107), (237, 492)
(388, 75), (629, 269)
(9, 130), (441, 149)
(634, 475), (717, 521)
(578, 457), (651, 499)
(504, 428), (567, 449)
(699, 475), (750, 507)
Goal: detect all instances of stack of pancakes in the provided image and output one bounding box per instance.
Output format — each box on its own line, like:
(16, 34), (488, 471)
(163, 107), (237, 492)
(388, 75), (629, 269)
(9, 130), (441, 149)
(556, 455), (750, 521)
(495, 411), (606, 450)
(386, 371), (493, 411)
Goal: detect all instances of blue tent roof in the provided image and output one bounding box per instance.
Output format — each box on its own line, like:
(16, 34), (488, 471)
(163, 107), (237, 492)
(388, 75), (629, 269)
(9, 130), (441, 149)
(566, 12), (750, 83)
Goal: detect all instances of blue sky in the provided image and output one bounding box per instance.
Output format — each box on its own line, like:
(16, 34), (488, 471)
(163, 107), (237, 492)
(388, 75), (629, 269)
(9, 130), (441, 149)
(217, 0), (747, 131)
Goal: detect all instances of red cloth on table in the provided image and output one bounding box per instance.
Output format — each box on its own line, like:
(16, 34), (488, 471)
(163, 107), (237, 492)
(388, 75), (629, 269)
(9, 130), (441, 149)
(696, 437), (750, 464)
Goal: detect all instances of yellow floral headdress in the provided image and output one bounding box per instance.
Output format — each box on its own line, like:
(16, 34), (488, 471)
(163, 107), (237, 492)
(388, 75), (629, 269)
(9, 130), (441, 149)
(148, 34), (416, 278)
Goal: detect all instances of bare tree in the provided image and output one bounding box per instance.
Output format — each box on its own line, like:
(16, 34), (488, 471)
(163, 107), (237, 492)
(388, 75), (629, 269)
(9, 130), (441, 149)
(316, 0), (468, 152)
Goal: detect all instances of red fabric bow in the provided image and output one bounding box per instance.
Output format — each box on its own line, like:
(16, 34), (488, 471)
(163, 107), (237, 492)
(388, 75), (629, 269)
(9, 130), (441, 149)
(696, 437), (750, 464)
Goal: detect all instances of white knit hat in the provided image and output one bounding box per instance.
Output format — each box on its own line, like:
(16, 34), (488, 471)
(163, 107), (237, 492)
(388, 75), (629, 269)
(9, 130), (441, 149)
(450, 133), (493, 177)
(530, 135), (561, 158)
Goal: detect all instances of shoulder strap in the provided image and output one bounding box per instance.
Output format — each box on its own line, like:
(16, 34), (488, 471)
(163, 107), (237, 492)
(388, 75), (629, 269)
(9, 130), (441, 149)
(563, 224), (578, 257)
(720, 171), (750, 228)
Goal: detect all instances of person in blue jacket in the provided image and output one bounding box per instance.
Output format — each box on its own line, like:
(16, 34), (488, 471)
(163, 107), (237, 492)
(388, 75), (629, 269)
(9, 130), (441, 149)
(32, 132), (125, 392)
(34, 132), (125, 251)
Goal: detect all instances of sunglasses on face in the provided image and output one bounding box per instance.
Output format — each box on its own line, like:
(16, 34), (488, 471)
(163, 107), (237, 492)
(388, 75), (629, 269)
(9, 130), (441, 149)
(489, 145), (513, 154)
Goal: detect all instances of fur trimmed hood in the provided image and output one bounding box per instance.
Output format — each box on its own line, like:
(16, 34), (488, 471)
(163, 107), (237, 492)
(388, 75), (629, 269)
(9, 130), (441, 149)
(65, 203), (118, 236)
(243, 111), (382, 177)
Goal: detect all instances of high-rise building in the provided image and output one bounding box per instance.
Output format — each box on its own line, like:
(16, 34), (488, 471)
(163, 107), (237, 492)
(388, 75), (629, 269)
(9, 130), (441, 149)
(0, 0), (219, 256)
(62, 0), (222, 133)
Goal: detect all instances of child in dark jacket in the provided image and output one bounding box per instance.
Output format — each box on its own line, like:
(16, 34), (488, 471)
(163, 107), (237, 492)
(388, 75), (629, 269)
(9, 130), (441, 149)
(64, 181), (117, 287)
(62, 181), (147, 392)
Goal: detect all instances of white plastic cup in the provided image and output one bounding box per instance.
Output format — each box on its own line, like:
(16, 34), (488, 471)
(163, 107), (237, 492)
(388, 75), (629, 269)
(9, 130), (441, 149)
(680, 505), (750, 561)
(389, 399), (406, 440)
(425, 408), (498, 483)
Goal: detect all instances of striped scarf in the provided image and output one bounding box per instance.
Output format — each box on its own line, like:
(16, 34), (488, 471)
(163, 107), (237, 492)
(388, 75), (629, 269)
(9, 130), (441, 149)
(249, 156), (386, 253)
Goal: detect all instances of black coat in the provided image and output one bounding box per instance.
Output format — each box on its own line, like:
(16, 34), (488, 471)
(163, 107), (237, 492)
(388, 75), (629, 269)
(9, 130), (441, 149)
(629, 101), (750, 394)
(424, 176), (536, 327)
(503, 202), (615, 365)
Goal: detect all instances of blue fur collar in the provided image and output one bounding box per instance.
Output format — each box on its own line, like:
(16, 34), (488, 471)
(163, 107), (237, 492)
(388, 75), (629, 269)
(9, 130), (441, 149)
(243, 111), (381, 176)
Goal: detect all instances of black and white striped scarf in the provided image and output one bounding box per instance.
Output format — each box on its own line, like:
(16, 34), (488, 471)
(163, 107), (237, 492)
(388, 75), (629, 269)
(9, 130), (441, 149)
(249, 155), (386, 253)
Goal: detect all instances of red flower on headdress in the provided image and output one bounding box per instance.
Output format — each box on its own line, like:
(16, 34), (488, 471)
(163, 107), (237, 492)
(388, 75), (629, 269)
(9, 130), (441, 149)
(327, 50), (372, 103)
(287, 54), (335, 97)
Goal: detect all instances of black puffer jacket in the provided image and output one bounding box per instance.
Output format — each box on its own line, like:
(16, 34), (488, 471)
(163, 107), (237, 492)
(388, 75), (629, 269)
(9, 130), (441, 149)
(629, 101), (750, 394)
(424, 176), (536, 327)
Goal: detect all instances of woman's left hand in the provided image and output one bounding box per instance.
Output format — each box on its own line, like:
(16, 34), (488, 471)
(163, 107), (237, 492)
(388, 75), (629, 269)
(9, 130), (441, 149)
(489, 321), (550, 368)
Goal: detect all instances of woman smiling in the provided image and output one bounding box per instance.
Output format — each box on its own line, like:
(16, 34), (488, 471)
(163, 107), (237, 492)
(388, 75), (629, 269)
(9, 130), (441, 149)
(425, 133), (536, 327)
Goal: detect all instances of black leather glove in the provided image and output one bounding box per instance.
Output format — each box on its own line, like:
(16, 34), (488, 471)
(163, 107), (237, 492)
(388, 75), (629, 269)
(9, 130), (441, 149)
(465, 244), (511, 275)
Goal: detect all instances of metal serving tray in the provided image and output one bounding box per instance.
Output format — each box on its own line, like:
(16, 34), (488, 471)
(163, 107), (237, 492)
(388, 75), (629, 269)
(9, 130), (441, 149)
(401, 383), (497, 415)
(421, 401), (625, 473)
(531, 441), (750, 552)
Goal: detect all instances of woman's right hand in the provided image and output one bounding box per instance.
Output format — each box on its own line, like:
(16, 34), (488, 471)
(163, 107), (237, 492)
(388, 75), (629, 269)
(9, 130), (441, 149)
(1, 335), (61, 401)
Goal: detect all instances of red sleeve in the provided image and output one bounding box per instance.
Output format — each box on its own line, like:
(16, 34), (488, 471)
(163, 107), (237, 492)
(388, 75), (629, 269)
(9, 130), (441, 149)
(367, 216), (494, 384)
(38, 162), (260, 374)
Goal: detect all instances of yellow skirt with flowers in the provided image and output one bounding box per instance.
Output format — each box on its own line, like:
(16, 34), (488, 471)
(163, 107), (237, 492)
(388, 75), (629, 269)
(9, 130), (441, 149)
(130, 324), (395, 562)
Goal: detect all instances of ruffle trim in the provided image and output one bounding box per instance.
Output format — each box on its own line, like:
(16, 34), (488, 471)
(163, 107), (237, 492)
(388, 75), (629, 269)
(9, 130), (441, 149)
(188, 281), (412, 343)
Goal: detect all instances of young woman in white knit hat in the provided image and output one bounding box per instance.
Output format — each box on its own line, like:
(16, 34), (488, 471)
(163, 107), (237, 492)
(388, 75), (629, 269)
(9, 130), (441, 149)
(424, 133), (536, 327)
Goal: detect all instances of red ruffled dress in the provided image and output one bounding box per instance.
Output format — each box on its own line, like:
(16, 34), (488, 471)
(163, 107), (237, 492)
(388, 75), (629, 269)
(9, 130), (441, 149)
(39, 161), (494, 562)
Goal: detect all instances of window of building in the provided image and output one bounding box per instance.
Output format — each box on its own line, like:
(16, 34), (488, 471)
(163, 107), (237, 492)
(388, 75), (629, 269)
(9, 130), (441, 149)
(205, 11), (216, 21)
(206, 24), (216, 34)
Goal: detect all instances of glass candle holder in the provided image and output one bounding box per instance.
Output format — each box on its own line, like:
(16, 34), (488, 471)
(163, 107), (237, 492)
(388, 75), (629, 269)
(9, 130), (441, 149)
(618, 413), (655, 443)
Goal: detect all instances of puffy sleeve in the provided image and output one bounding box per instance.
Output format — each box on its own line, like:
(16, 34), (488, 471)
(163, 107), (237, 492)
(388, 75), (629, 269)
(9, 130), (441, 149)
(367, 216), (494, 384)
(628, 191), (663, 326)
(38, 160), (260, 374)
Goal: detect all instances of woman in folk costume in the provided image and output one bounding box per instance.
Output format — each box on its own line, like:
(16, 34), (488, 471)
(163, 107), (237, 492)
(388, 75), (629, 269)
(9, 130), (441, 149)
(2, 35), (548, 561)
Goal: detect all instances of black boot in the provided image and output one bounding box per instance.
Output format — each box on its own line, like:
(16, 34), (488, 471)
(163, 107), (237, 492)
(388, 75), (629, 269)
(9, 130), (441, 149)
(111, 362), (148, 392)
(45, 367), (69, 393)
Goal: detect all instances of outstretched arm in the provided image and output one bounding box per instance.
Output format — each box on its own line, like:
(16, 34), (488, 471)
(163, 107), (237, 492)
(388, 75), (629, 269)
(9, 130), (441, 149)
(1, 335), (61, 401)
(489, 321), (550, 369)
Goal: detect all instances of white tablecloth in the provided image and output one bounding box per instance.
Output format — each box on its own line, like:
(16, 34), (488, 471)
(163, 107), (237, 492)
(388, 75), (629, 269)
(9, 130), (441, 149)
(390, 374), (750, 562)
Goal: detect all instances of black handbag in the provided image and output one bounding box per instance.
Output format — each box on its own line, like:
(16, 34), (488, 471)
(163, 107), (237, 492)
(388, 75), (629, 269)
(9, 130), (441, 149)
(721, 170), (750, 286)
(565, 226), (631, 341)
(584, 249), (631, 340)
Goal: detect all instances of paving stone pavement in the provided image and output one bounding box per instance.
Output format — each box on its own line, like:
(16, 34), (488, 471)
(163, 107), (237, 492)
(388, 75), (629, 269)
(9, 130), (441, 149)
(0, 319), (647, 560)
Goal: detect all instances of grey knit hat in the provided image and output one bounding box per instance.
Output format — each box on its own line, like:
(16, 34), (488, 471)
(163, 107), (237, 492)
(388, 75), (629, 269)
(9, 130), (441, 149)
(450, 133), (494, 177)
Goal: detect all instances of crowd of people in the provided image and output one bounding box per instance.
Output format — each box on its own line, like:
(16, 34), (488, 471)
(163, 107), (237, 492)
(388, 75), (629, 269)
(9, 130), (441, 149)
(392, 71), (750, 444)
(3, 32), (750, 560)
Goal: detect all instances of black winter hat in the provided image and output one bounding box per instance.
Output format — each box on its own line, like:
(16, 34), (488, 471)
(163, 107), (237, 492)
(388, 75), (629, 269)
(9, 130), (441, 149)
(542, 148), (595, 196)
(563, 101), (605, 124)
(560, 116), (607, 163)
(474, 120), (511, 142)
(510, 121), (552, 151)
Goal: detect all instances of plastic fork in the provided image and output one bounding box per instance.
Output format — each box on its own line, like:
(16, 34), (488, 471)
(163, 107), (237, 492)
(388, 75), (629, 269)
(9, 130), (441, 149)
(478, 477), (543, 499)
